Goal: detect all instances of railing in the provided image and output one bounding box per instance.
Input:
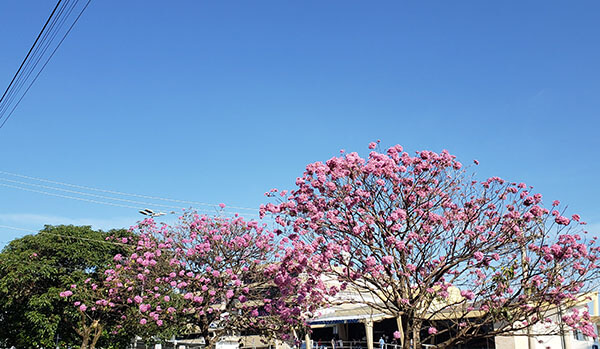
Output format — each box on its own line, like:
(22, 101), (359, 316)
(308, 340), (433, 349)
(310, 340), (367, 349)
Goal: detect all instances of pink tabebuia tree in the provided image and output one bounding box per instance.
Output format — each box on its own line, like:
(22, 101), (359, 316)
(66, 214), (324, 348)
(61, 229), (181, 349)
(261, 142), (600, 349)
(162, 212), (322, 346)
(59, 282), (110, 349)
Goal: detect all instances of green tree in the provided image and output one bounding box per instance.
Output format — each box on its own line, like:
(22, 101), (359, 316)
(0, 225), (130, 348)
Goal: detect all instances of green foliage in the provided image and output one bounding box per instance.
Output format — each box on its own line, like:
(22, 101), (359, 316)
(0, 225), (130, 348)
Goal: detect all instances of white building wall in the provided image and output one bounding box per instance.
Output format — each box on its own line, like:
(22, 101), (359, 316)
(495, 304), (598, 349)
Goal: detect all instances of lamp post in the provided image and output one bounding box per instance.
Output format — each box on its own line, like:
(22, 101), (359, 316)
(138, 208), (166, 217)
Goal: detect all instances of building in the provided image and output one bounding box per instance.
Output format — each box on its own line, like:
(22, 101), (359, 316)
(303, 287), (600, 349)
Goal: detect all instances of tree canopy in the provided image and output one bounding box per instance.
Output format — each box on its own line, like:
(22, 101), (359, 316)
(0, 225), (130, 348)
(1, 143), (598, 349)
(65, 213), (323, 348)
(261, 143), (600, 349)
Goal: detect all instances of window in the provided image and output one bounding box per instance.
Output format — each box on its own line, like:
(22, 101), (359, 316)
(573, 330), (585, 341)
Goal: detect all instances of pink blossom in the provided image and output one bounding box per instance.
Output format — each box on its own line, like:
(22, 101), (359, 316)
(365, 256), (377, 268)
(368, 142), (377, 149)
(79, 304), (87, 312)
(428, 327), (438, 335)
(555, 216), (570, 225)
(461, 290), (475, 300)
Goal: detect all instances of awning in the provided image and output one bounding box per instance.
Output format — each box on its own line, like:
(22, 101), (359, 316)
(308, 318), (361, 325)
(306, 313), (390, 326)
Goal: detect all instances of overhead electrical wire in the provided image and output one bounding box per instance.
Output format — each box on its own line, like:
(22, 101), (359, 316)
(0, 0), (75, 117)
(0, 182), (262, 219)
(0, 0), (89, 125)
(0, 0), (63, 110)
(0, 170), (260, 213)
(0, 182), (142, 209)
(0, 183), (262, 219)
(0, 224), (132, 248)
(0, 177), (186, 211)
(0, 0), (92, 129)
(0, 225), (135, 274)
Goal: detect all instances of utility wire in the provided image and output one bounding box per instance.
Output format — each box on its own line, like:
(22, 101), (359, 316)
(0, 0), (63, 109)
(0, 182), (141, 209)
(0, 170), (260, 212)
(0, 224), (132, 248)
(0, 181), (262, 218)
(0, 177), (185, 211)
(0, 0), (92, 129)
(0, 177), (262, 217)
(0, 0), (82, 123)
(0, 0), (78, 117)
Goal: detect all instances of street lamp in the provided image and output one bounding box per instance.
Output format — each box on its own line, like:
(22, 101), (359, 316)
(138, 208), (166, 217)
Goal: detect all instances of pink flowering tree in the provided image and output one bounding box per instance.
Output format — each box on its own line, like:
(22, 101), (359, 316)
(70, 213), (324, 348)
(261, 142), (600, 349)
(60, 280), (129, 349)
(159, 211), (323, 347)
(61, 227), (183, 349)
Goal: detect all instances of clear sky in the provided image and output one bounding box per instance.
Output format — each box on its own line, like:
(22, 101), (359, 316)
(0, 1), (598, 246)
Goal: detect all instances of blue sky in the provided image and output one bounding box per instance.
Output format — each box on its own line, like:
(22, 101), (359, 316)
(0, 1), (599, 245)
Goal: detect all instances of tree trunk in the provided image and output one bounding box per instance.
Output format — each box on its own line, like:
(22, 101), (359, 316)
(402, 324), (411, 349)
(80, 332), (90, 349)
(400, 315), (413, 349)
(77, 310), (91, 349)
(90, 323), (103, 349)
(412, 321), (421, 349)
(206, 334), (217, 349)
(396, 316), (404, 348)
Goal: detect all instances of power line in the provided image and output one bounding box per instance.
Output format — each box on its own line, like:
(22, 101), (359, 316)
(0, 0), (78, 117)
(0, 0), (92, 129)
(0, 170), (260, 213)
(0, 0), (63, 109)
(0, 182), (140, 209)
(0, 177), (262, 217)
(0, 181), (262, 218)
(0, 0), (86, 125)
(0, 224), (132, 248)
(0, 0), (74, 120)
(0, 177), (185, 211)
(0, 225), (135, 274)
